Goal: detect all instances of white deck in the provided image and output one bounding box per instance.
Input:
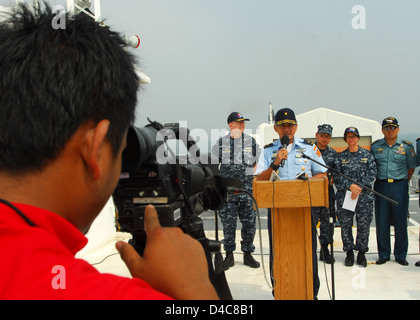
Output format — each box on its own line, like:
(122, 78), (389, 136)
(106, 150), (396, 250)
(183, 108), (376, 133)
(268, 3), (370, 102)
(77, 224), (420, 300)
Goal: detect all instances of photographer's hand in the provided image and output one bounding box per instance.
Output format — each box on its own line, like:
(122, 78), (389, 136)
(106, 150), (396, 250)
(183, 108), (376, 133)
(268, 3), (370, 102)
(116, 205), (219, 300)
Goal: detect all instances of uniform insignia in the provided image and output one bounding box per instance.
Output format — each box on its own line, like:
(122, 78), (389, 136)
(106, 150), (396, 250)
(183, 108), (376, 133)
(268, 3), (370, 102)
(302, 139), (313, 146)
(264, 143), (274, 149)
(402, 140), (413, 146)
(371, 139), (381, 146)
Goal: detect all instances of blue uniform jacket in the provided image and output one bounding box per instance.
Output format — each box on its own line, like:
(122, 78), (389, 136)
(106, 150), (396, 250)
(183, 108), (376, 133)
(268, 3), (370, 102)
(255, 137), (327, 180)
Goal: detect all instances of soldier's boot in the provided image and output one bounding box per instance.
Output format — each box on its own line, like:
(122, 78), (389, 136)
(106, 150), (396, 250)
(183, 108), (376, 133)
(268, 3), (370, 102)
(345, 250), (354, 267)
(357, 251), (367, 268)
(243, 252), (260, 268)
(320, 244), (335, 264)
(222, 251), (234, 271)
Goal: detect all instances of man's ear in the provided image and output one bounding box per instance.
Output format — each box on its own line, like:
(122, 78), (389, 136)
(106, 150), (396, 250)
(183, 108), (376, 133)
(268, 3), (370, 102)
(81, 120), (111, 180)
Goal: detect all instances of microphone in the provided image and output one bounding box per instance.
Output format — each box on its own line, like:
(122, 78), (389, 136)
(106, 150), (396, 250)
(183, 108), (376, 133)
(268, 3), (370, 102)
(280, 135), (290, 167)
(296, 172), (308, 181)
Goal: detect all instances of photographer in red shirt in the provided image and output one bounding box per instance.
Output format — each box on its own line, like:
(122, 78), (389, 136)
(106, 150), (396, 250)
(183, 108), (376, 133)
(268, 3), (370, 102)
(0, 4), (218, 300)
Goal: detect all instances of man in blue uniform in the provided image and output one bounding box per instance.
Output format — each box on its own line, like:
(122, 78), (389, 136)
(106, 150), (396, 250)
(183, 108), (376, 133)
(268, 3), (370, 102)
(212, 112), (261, 271)
(255, 111), (327, 181)
(255, 108), (327, 299)
(370, 117), (419, 266)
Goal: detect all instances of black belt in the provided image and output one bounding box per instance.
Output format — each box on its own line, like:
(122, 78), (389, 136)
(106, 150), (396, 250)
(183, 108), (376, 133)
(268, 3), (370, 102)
(377, 179), (407, 183)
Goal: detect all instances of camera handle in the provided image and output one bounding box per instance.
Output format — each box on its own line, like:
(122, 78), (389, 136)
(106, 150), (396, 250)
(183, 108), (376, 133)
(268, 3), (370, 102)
(173, 163), (233, 300)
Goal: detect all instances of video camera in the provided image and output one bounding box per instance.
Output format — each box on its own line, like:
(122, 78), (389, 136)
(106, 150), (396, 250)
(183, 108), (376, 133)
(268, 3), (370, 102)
(112, 119), (242, 256)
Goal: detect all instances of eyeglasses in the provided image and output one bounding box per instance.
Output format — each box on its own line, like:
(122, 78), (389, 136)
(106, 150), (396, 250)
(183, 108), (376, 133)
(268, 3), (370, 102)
(383, 126), (397, 131)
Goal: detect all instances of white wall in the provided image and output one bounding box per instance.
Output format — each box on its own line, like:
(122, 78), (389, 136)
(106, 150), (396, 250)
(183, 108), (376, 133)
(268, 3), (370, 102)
(77, 197), (117, 256)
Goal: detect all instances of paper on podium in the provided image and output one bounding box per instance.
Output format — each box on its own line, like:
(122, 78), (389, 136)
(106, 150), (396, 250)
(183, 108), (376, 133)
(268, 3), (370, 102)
(342, 190), (358, 212)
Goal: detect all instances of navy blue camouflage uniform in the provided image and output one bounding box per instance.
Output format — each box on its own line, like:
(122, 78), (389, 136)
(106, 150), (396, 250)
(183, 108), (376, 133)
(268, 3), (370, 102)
(212, 133), (261, 253)
(334, 147), (377, 253)
(313, 145), (338, 246)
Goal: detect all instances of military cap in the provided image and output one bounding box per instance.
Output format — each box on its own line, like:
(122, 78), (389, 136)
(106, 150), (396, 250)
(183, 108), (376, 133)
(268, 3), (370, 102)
(343, 126), (360, 140)
(382, 117), (399, 128)
(317, 124), (333, 136)
(227, 112), (250, 124)
(275, 108), (297, 125)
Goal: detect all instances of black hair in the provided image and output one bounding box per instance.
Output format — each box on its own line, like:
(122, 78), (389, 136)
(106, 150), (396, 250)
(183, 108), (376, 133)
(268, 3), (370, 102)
(0, 3), (139, 173)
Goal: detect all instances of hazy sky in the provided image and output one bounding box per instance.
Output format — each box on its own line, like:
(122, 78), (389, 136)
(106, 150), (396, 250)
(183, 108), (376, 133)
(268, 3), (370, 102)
(2, 0), (420, 138)
(97, 0), (420, 136)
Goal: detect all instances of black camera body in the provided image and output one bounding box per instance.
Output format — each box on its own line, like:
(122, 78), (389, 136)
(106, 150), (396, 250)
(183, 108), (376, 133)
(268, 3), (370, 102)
(112, 119), (240, 299)
(112, 119), (241, 252)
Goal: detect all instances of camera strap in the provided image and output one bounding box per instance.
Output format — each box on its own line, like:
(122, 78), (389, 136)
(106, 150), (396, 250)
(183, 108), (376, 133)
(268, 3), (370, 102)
(200, 237), (233, 300)
(0, 198), (37, 227)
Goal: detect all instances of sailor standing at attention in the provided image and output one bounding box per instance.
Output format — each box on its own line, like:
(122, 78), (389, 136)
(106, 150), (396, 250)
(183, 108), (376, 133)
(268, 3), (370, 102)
(212, 112), (261, 271)
(370, 117), (419, 266)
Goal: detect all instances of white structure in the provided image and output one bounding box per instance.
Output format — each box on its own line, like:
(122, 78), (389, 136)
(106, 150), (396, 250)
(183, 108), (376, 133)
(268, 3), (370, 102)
(257, 106), (383, 150)
(0, 5), (14, 20)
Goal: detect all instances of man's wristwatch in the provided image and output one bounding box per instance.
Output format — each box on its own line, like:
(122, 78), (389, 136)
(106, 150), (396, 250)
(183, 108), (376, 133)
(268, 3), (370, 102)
(270, 162), (280, 170)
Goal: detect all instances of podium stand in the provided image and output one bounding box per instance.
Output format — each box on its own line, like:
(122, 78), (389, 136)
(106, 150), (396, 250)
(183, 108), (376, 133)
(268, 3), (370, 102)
(253, 179), (329, 300)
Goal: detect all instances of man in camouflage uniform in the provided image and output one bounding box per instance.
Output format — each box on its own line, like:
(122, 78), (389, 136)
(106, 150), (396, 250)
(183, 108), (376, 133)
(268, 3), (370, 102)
(334, 127), (377, 267)
(313, 124), (338, 264)
(212, 112), (261, 270)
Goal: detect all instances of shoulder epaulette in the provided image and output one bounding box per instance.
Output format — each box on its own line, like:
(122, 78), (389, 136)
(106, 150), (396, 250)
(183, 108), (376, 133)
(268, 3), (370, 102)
(301, 139), (313, 146)
(264, 143), (274, 149)
(371, 139), (380, 146)
(402, 140), (413, 146)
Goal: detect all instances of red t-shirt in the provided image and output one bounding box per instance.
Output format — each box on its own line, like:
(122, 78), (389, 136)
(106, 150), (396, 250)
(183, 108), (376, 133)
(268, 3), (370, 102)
(0, 202), (172, 300)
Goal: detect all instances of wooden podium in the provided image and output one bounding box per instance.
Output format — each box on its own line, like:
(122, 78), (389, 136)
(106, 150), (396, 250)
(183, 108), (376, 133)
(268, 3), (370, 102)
(253, 178), (329, 300)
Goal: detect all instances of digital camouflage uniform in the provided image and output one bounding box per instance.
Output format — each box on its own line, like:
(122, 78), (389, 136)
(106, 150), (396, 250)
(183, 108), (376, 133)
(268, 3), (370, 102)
(212, 133), (260, 252)
(313, 145), (338, 245)
(334, 147), (377, 253)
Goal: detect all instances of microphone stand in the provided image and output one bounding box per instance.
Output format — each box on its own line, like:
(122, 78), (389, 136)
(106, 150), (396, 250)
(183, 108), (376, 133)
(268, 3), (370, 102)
(300, 152), (398, 301)
(300, 153), (398, 206)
